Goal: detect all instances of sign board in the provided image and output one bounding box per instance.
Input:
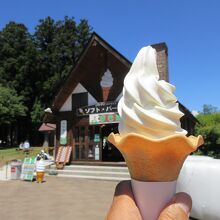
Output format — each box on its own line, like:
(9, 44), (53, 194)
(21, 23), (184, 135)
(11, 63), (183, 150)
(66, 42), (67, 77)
(95, 145), (100, 160)
(55, 146), (72, 164)
(60, 120), (67, 145)
(20, 157), (36, 181)
(89, 112), (120, 125)
(94, 134), (100, 142)
(77, 101), (118, 116)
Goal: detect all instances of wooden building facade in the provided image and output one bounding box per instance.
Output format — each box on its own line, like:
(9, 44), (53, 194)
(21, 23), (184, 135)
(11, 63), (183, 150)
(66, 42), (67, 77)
(44, 32), (197, 163)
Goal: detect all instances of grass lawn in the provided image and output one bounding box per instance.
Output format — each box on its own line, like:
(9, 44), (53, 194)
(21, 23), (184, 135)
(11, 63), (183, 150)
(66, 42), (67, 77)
(0, 147), (43, 167)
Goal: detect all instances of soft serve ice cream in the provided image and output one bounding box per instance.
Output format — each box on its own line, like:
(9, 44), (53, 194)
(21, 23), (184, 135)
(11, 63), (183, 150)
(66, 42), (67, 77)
(108, 45), (203, 181)
(107, 45), (204, 220)
(118, 46), (187, 139)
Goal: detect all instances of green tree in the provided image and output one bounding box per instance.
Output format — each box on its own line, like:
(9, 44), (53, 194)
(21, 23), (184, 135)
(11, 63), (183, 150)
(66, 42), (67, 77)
(34, 16), (92, 105)
(0, 85), (27, 145)
(0, 22), (37, 107)
(0, 21), (39, 145)
(194, 108), (220, 158)
(0, 17), (92, 146)
(31, 98), (44, 124)
(202, 104), (218, 115)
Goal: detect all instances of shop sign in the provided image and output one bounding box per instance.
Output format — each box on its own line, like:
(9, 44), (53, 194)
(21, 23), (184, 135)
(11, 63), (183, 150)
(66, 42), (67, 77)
(89, 113), (120, 125)
(60, 120), (67, 145)
(94, 134), (100, 142)
(77, 101), (118, 116)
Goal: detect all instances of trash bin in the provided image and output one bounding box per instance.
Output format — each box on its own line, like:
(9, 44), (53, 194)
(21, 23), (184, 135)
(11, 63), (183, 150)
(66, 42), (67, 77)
(10, 160), (23, 180)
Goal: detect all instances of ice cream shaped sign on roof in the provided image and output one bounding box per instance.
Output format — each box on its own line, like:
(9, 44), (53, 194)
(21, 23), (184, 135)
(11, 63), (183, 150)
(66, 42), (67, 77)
(100, 69), (113, 102)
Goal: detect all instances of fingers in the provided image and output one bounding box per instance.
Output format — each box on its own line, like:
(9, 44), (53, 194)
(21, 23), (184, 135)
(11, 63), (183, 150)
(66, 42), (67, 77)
(105, 180), (142, 220)
(158, 192), (192, 220)
(114, 180), (134, 199)
(106, 182), (192, 220)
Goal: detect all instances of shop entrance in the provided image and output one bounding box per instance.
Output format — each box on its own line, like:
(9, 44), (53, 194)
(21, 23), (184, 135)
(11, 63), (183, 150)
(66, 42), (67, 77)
(73, 119), (123, 162)
(73, 125), (101, 161)
(101, 124), (124, 162)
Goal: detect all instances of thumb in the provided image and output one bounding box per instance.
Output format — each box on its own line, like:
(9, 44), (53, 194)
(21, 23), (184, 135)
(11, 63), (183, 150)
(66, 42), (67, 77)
(158, 192), (192, 220)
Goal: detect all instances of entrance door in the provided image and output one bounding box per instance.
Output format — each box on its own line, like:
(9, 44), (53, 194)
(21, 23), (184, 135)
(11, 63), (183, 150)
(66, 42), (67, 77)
(101, 124), (124, 161)
(74, 126), (86, 160)
(73, 125), (101, 160)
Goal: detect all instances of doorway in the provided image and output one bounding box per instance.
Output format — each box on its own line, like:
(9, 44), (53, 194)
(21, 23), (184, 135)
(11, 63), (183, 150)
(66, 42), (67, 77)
(73, 125), (101, 161)
(101, 124), (124, 162)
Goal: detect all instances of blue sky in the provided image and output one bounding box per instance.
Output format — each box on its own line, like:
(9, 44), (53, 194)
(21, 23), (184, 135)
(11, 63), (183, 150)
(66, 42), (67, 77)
(1, 0), (220, 112)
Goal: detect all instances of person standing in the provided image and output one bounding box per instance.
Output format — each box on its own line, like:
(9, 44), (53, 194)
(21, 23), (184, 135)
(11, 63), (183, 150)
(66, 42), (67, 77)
(23, 140), (30, 149)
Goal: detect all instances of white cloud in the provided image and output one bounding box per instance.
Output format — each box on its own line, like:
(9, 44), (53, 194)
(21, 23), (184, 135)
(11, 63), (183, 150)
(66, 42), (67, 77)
(192, 110), (199, 116)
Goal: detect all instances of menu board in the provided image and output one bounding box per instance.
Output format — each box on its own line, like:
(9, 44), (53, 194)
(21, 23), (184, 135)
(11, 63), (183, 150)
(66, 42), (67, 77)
(60, 120), (67, 145)
(20, 157), (36, 181)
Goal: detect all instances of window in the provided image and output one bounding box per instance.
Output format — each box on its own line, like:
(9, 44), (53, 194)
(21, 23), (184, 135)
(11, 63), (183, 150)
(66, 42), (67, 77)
(88, 126), (94, 141)
(80, 127), (85, 142)
(75, 127), (79, 142)
(75, 145), (79, 159)
(72, 92), (88, 110)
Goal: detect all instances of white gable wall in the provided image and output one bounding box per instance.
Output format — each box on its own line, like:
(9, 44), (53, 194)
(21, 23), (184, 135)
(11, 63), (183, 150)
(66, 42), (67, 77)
(59, 83), (97, 112)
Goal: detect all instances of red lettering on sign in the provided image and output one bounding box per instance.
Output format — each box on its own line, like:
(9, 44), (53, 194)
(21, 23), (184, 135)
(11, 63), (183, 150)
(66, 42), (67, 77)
(11, 167), (16, 173)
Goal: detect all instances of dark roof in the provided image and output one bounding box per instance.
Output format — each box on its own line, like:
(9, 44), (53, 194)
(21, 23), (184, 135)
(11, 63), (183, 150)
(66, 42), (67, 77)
(52, 32), (132, 112)
(179, 102), (199, 123)
(44, 33), (197, 130)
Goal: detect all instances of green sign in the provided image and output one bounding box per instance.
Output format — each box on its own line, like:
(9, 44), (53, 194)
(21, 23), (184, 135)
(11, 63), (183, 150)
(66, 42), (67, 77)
(20, 157), (36, 181)
(60, 120), (67, 145)
(94, 134), (100, 142)
(89, 113), (120, 125)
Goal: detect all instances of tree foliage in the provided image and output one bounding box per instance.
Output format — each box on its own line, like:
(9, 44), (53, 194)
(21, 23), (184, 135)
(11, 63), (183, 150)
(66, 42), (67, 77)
(194, 105), (220, 158)
(0, 85), (27, 125)
(0, 16), (92, 146)
(0, 22), (37, 107)
(202, 104), (218, 115)
(34, 16), (92, 104)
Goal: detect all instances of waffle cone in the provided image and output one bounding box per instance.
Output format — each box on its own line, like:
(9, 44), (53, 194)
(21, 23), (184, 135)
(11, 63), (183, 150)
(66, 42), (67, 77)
(102, 87), (110, 102)
(108, 133), (203, 182)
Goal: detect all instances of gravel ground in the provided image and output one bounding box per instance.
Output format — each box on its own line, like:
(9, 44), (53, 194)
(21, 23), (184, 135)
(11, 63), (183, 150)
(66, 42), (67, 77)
(0, 176), (118, 220)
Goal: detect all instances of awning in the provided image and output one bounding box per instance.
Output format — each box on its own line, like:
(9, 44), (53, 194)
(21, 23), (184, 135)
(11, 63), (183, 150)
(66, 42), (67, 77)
(38, 123), (56, 132)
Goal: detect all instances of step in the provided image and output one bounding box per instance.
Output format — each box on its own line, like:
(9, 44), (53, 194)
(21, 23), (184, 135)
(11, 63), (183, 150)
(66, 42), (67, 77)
(48, 164), (129, 172)
(55, 174), (130, 181)
(46, 169), (130, 177)
(46, 164), (130, 181)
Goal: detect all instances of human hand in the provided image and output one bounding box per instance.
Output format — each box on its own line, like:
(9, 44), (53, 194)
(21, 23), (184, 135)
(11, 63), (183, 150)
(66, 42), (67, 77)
(106, 180), (192, 220)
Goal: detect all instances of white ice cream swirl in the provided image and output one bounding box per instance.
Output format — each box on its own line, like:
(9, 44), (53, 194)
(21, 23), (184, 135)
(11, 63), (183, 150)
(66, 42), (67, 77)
(118, 46), (187, 139)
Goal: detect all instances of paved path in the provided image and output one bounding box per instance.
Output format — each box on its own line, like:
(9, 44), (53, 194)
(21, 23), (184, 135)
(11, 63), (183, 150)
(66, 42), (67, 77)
(0, 176), (119, 220)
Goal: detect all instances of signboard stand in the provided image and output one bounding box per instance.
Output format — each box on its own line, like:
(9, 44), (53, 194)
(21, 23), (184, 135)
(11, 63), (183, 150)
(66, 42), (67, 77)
(55, 146), (72, 169)
(20, 157), (36, 181)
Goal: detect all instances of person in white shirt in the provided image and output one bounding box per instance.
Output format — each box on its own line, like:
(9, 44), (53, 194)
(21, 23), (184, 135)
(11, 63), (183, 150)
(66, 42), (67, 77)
(23, 140), (30, 149)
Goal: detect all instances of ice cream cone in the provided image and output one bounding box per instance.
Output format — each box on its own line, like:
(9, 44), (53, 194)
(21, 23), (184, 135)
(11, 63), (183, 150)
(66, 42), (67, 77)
(102, 87), (110, 102)
(108, 133), (204, 181)
(108, 133), (203, 220)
